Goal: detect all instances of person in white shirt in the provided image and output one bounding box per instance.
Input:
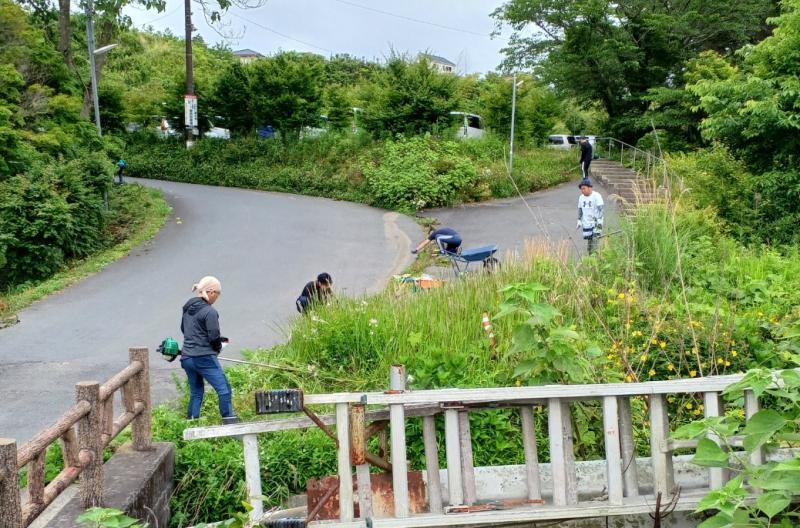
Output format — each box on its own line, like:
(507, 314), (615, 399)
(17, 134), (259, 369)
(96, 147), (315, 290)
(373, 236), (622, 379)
(577, 178), (604, 254)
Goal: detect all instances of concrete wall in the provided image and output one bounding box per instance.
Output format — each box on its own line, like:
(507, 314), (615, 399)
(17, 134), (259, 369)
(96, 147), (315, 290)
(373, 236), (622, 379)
(35, 442), (174, 528)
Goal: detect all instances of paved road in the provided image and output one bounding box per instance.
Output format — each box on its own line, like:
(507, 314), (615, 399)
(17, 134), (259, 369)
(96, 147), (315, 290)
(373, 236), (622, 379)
(0, 179), (420, 443)
(422, 178), (617, 263)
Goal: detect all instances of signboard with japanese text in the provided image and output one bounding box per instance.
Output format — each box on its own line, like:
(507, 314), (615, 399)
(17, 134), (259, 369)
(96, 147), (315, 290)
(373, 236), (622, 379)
(184, 95), (198, 128)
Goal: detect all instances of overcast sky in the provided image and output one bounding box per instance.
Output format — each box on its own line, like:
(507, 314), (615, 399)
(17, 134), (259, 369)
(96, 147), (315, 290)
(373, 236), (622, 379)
(124, 0), (512, 75)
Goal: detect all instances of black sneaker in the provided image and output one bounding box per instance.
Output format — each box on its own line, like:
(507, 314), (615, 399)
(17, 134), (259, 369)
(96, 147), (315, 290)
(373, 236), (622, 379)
(222, 415), (241, 425)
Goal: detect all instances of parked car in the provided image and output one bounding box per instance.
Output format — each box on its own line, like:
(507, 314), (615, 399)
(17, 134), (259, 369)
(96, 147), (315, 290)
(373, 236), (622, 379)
(547, 134), (597, 149)
(301, 115), (328, 139)
(205, 121), (231, 140)
(450, 112), (485, 139)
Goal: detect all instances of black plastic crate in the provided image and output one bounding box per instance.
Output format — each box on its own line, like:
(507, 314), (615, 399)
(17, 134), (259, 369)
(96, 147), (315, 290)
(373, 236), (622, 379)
(262, 519), (306, 528)
(255, 389), (304, 414)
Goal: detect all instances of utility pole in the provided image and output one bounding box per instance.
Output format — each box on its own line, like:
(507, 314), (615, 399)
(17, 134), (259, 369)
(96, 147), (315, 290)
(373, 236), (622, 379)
(184, 0), (197, 148)
(509, 73), (517, 176)
(85, 0), (102, 136)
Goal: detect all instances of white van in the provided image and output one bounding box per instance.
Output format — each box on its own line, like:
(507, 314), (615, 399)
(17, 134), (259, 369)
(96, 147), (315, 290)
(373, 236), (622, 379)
(547, 134), (596, 149)
(547, 134), (571, 149)
(450, 112), (485, 139)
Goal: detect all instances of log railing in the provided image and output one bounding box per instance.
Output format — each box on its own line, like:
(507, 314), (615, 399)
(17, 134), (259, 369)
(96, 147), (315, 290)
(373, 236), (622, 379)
(0, 348), (151, 528)
(184, 366), (769, 527)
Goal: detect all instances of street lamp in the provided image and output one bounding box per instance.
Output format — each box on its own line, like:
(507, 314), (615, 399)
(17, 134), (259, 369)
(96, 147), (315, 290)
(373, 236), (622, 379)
(85, 0), (117, 136)
(509, 73), (524, 176)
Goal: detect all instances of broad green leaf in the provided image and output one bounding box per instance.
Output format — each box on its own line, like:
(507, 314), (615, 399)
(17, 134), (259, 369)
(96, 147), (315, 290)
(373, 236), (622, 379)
(697, 512), (732, 528)
(780, 369), (800, 388)
(549, 327), (580, 340)
(673, 421), (707, 439)
(692, 438), (730, 468)
(493, 301), (521, 320)
(526, 303), (560, 326)
(510, 324), (538, 355)
(756, 491), (791, 518)
(722, 369), (772, 398)
(742, 409), (785, 452)
(512, 360), (537, 379)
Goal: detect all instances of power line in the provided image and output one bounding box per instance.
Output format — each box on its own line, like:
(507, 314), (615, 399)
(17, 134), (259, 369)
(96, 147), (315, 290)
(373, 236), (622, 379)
(139, 6), (181, 27)
(229, 12), (333, 53)
(329, 0), (489, 38)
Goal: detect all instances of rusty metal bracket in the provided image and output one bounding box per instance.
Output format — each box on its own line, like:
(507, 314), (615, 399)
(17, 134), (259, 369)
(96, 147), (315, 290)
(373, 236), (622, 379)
(302, 407), (339, 448)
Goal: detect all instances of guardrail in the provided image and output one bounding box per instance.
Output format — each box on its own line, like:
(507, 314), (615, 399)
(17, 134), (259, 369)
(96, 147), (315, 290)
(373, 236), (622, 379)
(0, 348), (152, 528)
(184, 366), (768, 527)
(595, 137), (669, 184)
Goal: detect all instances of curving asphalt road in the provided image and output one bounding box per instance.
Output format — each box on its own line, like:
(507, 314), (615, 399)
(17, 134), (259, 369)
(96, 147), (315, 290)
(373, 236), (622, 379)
(0, 178), (421, 443)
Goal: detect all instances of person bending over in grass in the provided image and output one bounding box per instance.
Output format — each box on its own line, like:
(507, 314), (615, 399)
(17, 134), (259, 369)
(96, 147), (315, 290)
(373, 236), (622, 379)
(412, 227), (462, 255)
(296, 272), (333, 314)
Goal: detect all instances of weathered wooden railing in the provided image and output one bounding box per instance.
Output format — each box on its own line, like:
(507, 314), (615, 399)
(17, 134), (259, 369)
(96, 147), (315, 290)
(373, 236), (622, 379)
(0, 348), (152, 528)
(184, 366), (767, 527)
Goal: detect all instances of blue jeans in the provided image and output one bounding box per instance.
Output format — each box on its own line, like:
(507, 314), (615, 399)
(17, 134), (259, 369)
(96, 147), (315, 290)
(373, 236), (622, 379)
(180, 354), (234, 419)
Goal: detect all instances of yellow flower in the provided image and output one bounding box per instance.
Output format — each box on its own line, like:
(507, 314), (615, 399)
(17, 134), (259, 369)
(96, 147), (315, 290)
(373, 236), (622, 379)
(693, 409), (702, 416)
(625, 374), (633, 382)
(689, 370), (697, 377)
(649, 369), (656, 376)
(731, 351), (737, 357)
(607, 288), (615, 295)
(611, 342), (619, 350)
(717, 358), (724, 365)
(724, 360), (731, 367)
(685, 403), (693, 410)
(640, 354), (648, 362)
(651, 338), (658, 345)
(607, 353), (615, 360)
(618, 292), (626, 300)
(659, 341), (667, 349)
(731, 340), (736, 346)
(698, 404), (704, 411)
(667, 364), (675, 371)
(515, 379), (522, 386)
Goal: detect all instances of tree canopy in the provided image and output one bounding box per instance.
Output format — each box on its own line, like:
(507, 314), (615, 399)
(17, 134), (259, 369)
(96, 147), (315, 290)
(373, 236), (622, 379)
(492, 0), (777, 140)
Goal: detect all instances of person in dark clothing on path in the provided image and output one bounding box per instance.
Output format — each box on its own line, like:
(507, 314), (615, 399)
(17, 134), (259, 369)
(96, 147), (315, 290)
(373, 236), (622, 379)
(115, 159), (126, 185)
(180, 275), (239, 424)
(579, 138), (593, 179)
(412, 227), (463, 254)
(296, 272), (333, 314)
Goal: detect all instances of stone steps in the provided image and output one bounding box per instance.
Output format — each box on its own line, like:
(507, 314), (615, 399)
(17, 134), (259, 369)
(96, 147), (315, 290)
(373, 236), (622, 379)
(590, 160), (659, 206)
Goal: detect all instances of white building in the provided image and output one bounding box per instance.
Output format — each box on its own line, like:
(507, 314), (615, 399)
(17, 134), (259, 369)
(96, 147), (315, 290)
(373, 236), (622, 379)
(420, 53), (456, 74)
(233, 49), (264, 65)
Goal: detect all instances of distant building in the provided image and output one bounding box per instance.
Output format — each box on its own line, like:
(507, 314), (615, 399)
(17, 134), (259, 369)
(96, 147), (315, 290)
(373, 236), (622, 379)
(420, 54), (457, 74)
(233, 49), (264, 64)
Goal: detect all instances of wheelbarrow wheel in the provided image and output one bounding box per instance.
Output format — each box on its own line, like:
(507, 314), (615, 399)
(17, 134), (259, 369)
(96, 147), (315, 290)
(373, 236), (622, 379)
(483, 257), (501, 273)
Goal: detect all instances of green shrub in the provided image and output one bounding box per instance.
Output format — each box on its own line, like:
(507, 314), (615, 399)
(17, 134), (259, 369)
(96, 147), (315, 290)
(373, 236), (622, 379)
(361, 135), (480, 211)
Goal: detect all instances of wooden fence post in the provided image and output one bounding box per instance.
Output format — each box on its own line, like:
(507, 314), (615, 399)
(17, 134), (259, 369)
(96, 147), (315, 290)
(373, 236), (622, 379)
(76, 381), (104, 508)
(617, 397), (639, 497)
(129, 347), (152, 450)
(389, 365), (409, 518)
(422, 415), (443, 513)
(520, 406), (542, 502)
(349, 404), (373, 519)
(335, 403), (354, 522)
(0, 438), (23, 528)
(649, 394), (674, 497)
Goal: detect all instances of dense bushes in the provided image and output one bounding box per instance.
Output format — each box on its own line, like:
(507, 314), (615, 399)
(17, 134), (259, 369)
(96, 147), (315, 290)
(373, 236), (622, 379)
(669, 145), (800, 245)
(127, 132), (576, 211)
(362, 136), (480, 211)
